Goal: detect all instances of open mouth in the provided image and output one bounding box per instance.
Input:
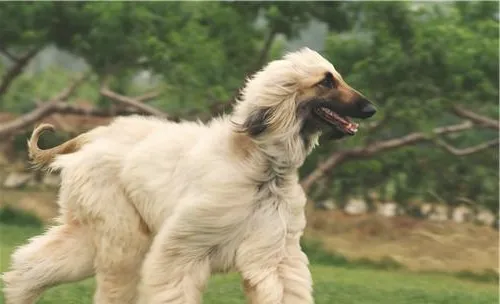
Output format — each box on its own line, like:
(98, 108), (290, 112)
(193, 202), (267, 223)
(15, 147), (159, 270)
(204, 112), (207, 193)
(314, 107), (359, 135)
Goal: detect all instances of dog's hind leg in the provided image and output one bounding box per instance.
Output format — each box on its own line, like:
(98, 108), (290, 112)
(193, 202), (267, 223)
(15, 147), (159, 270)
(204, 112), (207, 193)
(137, 216), (211, 304)
(91, 195), (152, 304)
(2, 221), (95, 304)
(92, 226), (151, 304)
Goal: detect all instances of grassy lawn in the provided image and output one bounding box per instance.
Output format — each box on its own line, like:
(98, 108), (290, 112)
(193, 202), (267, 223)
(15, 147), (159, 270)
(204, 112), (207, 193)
(0, 223), (498, 304)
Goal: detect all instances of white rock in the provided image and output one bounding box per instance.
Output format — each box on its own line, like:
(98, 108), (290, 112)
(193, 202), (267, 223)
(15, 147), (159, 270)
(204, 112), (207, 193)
(3, 172), (33, 188)
(344, 198), (367, 215)
(428, 205), (448, 221)
(452, 205), (473, 223)
(420, 203), (433, 216)
(476, 209), (496, 226)
(317, 199), (336, 210)
(377, 202), (398, 217)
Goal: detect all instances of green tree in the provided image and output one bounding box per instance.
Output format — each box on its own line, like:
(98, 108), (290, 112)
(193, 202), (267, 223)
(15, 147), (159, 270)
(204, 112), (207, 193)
(0, 2), (498, 214)
(301, 2), (499, 213)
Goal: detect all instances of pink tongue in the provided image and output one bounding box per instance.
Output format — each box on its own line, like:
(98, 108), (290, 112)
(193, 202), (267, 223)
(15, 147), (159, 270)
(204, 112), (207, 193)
(331, 112), (348, 124)
(321, 108), (358, 132)
(332, 112), (358, 130)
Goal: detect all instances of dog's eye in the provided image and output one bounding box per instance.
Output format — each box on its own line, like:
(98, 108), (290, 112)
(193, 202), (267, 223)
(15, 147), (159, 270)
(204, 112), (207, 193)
(318, 72), (336, 89)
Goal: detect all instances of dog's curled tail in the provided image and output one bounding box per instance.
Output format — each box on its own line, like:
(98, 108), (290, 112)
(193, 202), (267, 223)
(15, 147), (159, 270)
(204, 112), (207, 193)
(27, 123), (88, 170)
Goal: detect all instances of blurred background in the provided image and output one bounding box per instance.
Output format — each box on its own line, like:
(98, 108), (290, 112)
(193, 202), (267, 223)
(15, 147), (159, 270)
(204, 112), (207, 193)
(0, 2), (498, 303)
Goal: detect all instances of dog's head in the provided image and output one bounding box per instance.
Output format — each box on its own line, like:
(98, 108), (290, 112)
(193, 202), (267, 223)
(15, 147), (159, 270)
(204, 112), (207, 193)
(233, 48), (376, 144)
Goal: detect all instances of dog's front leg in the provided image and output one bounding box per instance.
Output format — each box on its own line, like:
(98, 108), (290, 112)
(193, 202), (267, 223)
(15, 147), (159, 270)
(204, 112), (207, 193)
(138, 217), (211, 304)
(240, 238), (313, 304)
(240, 195), (313, 304)
(279, 238), (313, 304)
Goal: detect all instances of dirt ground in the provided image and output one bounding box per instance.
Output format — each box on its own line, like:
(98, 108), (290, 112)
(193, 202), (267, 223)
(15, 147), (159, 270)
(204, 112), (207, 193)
(1, 189), (498, 274)
(306, 209), (499, 273)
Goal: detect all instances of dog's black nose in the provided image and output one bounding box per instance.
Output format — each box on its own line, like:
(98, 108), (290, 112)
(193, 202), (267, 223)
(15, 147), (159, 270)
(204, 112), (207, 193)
(360, 103), (376, 118)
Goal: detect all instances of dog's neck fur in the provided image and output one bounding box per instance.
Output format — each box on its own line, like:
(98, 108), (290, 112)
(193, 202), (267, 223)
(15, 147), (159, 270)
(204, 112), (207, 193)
(229, 67), (321, 193)
(229, 124), (315, 199)
(230, 125), (309, 167)
(230, 107), (316, 171)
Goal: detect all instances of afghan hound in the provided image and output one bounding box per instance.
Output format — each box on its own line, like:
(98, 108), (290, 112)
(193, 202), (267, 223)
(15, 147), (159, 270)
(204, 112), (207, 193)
(2, 47), (376, 304)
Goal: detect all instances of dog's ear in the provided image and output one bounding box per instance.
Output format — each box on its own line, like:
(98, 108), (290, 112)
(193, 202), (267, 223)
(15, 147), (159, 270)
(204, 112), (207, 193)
(240, 107), (273, 137)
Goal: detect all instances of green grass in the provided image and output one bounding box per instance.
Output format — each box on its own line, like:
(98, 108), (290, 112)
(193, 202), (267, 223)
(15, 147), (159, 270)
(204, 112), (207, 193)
(0, 223), (498, 304)
(0, 206), (43, 228)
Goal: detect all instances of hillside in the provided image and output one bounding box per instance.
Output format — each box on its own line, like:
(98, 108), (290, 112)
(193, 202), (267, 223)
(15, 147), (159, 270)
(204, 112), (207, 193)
(0, 224), (497, 304)
(1, 188), (498, 274)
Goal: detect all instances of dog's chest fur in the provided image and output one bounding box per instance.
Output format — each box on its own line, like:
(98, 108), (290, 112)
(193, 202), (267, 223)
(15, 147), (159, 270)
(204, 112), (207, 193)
(119, 123), (308, 273)
(207, 161), (307, 274)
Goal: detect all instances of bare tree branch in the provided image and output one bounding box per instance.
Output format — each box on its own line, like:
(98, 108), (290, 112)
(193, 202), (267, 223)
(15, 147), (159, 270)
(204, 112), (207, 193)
(302, 119), (500, 192)
(0, 47), (42, 97)
(0, 74), (88, 138)
(452, 105), (499, 130)
(0, 47), (18, 61)
(53, 72), (91, 101)
(300, 121), (474, 192)
(0, 101), (59, 138)
(434, 138), (499, 156)
(100, 85), (169, 119)
(0, 103), (139, 138)
(49, 103), (141, 117)
(300, 152), (348, 193)
(134, 91), (160, 102)
(253, 29), (277, 75)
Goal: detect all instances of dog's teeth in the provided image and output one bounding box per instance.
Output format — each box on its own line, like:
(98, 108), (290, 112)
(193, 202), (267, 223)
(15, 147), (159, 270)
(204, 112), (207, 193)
(346, 123), (358, 133)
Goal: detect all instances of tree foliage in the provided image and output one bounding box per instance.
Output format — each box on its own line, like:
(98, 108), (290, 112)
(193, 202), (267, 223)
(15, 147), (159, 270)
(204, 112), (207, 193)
(0, 2), (498, 212)
(308, 2), (499, 211)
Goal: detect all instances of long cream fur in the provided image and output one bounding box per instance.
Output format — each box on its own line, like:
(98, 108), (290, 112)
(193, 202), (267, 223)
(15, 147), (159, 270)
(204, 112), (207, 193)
(2, 48), (344, 304)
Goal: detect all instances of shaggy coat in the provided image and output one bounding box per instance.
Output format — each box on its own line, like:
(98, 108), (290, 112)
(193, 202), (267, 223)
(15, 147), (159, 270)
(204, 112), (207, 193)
(2, 48), (375, 304)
